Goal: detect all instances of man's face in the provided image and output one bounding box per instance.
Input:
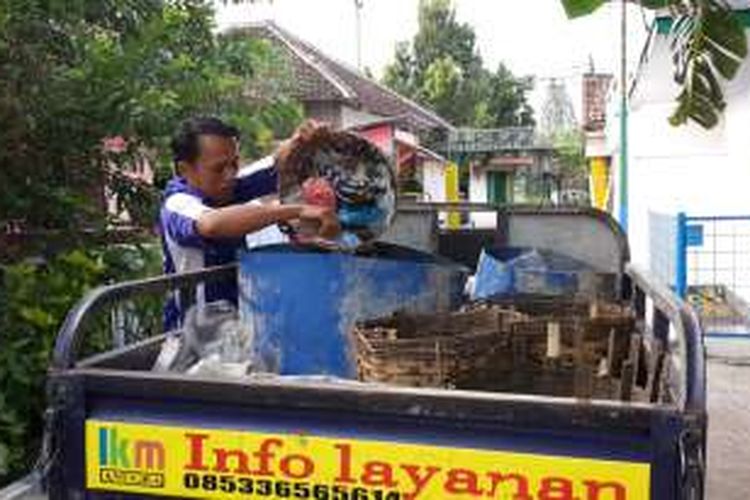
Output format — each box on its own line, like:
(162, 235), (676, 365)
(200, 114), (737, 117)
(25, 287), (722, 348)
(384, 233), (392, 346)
(183, 134), (240, 205)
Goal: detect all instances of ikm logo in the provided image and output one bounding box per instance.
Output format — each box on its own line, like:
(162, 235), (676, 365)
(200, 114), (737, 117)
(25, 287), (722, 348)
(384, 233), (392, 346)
(98, 426), (165, 471)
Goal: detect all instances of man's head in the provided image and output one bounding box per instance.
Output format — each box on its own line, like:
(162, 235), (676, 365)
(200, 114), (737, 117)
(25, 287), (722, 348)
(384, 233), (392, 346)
(171, 117), (240, 205)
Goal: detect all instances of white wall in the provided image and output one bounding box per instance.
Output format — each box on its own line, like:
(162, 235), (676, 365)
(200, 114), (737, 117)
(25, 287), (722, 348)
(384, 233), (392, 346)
(610, 32), (750, 268)
(469, 164), (496, 228)
(421, 161), (446, 203)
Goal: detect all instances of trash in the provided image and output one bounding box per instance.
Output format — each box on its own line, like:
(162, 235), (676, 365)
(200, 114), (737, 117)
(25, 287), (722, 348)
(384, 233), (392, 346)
(301, 177), (337, 209)
(151, 335), (182, 373)
(185, 354), (251, 378)
(352, 305), (527, 388)
(471, 247), (614, 300)
(277, 129), (396, 248)
(152, 301), (254, 375)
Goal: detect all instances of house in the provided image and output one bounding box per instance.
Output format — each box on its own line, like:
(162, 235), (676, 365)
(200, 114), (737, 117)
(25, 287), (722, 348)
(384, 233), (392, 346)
(437, 127), (555, 228)
(601, 4), (750, 324)
(230, 21), (452, 134)
(229, 21), (454, 204)
(606, 6), (750, 270)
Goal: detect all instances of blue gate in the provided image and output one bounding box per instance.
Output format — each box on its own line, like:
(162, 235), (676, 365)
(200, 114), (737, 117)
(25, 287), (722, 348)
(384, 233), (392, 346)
(678, 215), (750, 338)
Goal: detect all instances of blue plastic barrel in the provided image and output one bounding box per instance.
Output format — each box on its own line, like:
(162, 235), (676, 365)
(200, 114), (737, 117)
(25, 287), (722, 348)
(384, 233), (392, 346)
(238, 244), (467, 377)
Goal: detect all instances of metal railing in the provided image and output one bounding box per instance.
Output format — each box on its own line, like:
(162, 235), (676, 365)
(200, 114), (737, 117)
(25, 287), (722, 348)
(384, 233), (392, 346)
(679, 215), (750, 338)
(649, 212), (750, 338)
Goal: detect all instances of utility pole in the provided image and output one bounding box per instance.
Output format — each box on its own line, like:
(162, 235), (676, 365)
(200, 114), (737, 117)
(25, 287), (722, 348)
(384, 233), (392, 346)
(354, 0), (364, 71)
(618, 0), (629, 233)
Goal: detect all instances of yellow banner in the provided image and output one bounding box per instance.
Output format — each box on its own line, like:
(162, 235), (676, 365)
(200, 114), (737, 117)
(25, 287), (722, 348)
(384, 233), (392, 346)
(445, 162), (461, 229)
(86, 420), (650, 499)
(590, 157), (610, 211)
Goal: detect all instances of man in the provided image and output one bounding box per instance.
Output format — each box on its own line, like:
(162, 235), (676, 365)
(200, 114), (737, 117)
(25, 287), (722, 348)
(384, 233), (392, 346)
(160, 116), (338, 329)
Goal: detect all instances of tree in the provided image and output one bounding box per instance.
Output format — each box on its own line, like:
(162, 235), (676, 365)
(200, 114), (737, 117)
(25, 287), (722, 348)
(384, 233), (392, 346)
(561, 0), (748, 129)
(383, 0), (534, 128)
(0, 0), (301, 243)
(0, 0), (302, 484)
(474, 64), (535, 129)
(553, 129), (588, 194)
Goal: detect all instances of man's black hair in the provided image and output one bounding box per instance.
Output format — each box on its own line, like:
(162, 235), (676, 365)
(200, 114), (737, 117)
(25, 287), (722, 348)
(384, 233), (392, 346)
(171, 116), (240, 166)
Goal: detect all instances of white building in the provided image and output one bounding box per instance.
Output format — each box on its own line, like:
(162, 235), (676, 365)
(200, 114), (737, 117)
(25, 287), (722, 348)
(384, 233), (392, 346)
(442, 128), (555, 228)
(608, 11), (750, 269)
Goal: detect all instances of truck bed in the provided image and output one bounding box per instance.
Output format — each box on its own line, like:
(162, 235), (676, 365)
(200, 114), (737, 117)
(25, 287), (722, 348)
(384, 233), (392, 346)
(0, 207), (707, 500)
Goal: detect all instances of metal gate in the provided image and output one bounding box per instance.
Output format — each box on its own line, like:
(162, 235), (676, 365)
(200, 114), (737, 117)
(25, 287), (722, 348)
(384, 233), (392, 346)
(651, 212), (750, 338)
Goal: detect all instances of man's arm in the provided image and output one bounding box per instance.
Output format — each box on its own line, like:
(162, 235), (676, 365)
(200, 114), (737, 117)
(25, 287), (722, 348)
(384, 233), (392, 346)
(197, 203), (339, 240)
(234, 155), (278, 203)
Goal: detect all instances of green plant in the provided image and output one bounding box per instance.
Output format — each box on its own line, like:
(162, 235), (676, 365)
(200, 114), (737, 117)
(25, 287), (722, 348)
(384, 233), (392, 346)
(552, 129), (588, 191)
(383, 0), (534, 128)
(561, 0), (748, 129)
(0, 0), (302, 235)
(0, 244), (162, 485)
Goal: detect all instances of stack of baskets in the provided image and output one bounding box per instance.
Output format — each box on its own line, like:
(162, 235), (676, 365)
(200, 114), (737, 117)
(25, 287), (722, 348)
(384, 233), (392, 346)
(352, 304), (526, 388)
(352, 297), (637, 398)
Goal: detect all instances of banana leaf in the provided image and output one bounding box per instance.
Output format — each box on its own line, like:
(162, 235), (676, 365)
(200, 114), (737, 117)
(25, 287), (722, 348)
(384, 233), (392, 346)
(561, 0), (748, 129)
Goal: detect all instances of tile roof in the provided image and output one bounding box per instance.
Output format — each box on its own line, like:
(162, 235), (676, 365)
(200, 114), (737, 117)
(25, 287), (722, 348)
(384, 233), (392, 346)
(229, 21), (453, 133)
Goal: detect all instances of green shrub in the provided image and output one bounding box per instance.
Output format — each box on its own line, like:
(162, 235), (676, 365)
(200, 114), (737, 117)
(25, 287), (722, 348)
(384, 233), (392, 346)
(0, 243), (161, 484)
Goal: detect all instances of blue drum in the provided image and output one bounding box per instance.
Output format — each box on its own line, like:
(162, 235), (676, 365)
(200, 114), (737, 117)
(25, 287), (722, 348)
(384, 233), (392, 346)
(238, 244), (467, 377)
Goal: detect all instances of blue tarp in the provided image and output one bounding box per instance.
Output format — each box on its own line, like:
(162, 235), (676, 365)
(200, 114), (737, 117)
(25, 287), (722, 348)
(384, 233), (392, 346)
(471, 247), (597, 300)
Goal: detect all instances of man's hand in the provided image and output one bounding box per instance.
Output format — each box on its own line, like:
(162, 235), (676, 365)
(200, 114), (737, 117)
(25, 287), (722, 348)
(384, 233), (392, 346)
(298, 204), (340, 239)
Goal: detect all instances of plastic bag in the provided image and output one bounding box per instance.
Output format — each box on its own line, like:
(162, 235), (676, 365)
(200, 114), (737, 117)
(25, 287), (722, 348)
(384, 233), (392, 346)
(471, 247), (597, 300)
(152, 301), (254, 375)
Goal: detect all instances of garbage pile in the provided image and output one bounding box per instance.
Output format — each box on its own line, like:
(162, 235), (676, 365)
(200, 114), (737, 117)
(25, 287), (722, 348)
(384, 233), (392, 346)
(350, 246), (644, 399)
(277, 129), (396, 249)
(152, 301), (254, 378)
(470, 247), (616, 301)
(154, 244), (630, 389)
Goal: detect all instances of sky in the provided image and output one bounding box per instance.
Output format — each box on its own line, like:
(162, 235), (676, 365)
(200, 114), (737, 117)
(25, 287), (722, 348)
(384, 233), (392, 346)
(215, 0), (652, 119)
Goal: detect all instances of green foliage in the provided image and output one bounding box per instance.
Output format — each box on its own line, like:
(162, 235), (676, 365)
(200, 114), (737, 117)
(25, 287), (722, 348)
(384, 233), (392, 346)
(0, 0), (302, 234)
(0, 0), (304, 485)
(560, 0), (748, 130)
(0, 244), (162, 484)
(560, 0), (605, 18)
(383, 0), (534, 128)
(669, 2), (747, 128)
(552, 129), (587, 190)
(474, 64), (535, 129)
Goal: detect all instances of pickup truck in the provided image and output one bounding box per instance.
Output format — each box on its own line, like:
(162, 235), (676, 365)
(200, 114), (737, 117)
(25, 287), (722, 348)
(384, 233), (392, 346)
(1, 206), (706, 500)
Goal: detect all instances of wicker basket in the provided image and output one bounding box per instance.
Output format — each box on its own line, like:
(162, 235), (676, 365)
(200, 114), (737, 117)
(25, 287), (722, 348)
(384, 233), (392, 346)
(353, 306), (526, 388)
(353, 299), (637, 398)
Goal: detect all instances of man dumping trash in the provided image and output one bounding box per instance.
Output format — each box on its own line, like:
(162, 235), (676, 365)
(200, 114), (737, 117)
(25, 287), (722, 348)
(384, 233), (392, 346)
(159, 116), (340, 330)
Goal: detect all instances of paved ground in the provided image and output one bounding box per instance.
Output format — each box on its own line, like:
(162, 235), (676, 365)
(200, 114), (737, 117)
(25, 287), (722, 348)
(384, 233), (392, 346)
(706, 339), (750, 500)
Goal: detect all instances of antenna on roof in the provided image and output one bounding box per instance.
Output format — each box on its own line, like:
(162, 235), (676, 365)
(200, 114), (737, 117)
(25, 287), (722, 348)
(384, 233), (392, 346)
(354, 0), (364, 71)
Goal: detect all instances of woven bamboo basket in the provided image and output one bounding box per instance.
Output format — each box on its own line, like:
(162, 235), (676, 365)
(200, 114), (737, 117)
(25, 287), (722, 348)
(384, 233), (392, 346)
(353, 299), (638, 398)
(353, 306), (526, 388)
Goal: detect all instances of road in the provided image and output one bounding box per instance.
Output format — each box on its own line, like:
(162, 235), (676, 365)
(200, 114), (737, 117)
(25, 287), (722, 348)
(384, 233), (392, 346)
(706, 339), (750, 500)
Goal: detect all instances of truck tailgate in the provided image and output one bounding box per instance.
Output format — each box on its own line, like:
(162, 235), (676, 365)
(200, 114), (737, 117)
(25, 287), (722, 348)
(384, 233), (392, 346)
(49, 369), (684, 499)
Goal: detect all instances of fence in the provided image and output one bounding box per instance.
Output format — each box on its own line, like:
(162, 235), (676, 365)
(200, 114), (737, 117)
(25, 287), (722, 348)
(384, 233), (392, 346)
(649, 211), (679, 294)
(650, 212), (750, 338)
